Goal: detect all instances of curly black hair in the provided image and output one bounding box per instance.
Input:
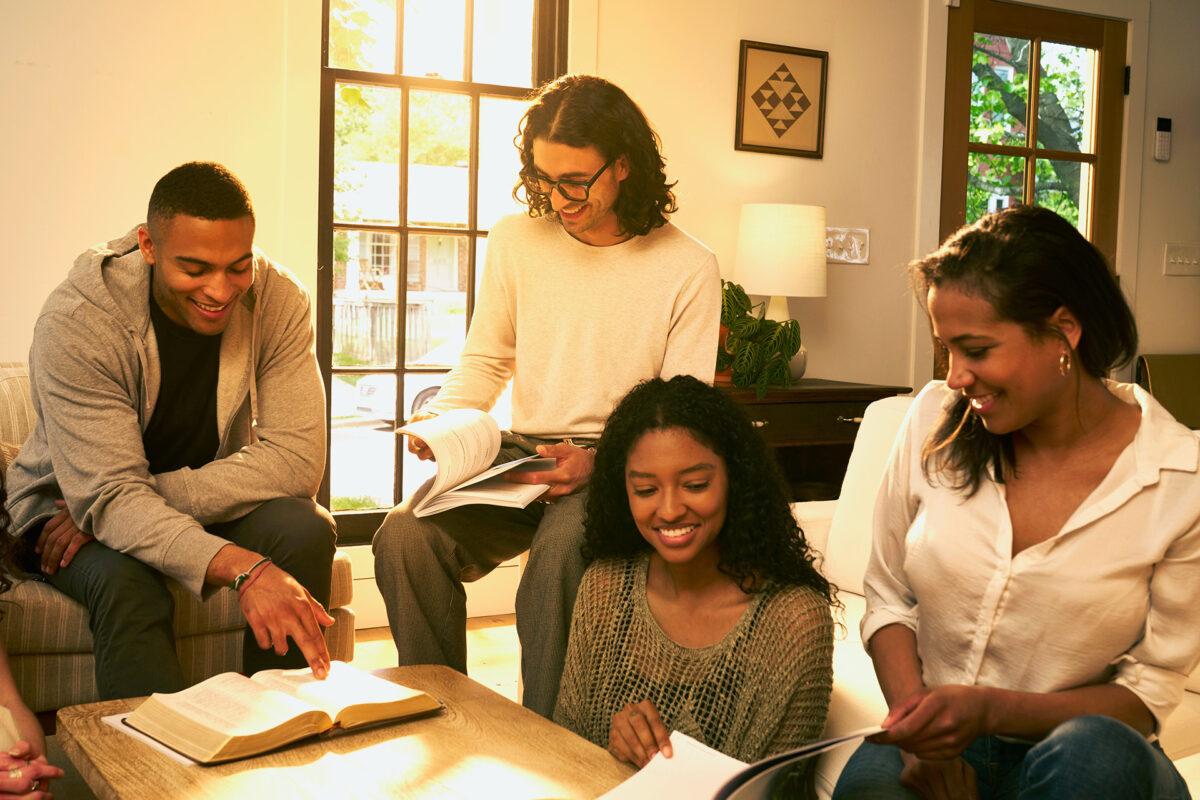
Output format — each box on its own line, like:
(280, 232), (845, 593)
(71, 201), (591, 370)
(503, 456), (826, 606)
(512, 74), (677, 236)
(147, 161), (255, 237)
(584, 375), (834, 602)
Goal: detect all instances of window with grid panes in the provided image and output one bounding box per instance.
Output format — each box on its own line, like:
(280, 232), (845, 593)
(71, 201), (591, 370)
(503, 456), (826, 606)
(317, 0), (567, 543)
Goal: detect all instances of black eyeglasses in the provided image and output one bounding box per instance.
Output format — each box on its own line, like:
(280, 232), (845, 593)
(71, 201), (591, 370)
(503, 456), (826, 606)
(522, 157), (616, 202)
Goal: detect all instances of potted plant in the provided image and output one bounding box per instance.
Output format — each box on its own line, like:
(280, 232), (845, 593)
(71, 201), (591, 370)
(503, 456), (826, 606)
(716, 280), (803, 399)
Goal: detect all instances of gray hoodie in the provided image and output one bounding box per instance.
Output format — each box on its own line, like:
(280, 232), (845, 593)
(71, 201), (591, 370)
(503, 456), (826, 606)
(7, 226), (326, 596)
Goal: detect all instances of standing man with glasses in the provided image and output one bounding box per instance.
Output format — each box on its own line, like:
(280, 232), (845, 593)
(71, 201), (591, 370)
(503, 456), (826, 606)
(373, 74), (721, 718)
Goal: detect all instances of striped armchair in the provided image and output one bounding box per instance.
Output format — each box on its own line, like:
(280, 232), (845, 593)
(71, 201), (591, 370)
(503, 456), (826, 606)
(0, 362), (354, 712)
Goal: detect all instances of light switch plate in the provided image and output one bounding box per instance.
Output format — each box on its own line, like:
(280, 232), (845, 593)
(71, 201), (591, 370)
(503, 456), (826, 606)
(1163, 243), (1200, 276)
(827, 227), (869, 264)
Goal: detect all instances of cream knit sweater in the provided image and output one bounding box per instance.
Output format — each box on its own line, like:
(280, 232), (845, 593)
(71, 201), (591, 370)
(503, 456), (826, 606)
(554, 554), (834, 763)
(424, 214), (721, 439)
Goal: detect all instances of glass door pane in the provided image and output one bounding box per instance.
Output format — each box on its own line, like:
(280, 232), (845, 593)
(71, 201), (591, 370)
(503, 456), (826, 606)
(328, 0), (397, 72)
(335, 83), (402, 225)
(332, 230), (400, 369)
(478, 96), (530, 229)
(970, 33), (1031, 146)
(330, 371), (397, 511)
(1037, 41), (1098, 154)
(967, 152), (1025, 224)
(406, 233), (468, 365)
(473, 0), (535, 87)
(403, 0), (465, 79)
(1035, 158), (1091, 232)
(408, 90), (470, 229)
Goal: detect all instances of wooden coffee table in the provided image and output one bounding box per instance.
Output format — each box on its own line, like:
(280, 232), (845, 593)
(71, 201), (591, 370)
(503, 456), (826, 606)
(56, 664), (636, 799)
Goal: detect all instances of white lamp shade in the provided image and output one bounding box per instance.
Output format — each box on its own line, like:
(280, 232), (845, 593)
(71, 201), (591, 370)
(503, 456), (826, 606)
(733, 203), (827, 298)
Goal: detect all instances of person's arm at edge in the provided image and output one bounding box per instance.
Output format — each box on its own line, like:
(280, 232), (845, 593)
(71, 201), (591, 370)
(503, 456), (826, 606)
(868, 623), (926, 711)
(0, 645), (46, 759)
(0, 642), (64, 792)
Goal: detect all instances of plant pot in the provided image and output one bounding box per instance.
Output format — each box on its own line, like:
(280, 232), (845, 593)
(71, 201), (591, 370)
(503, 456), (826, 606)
(714, 324), (734, 385)
(790, 345), (808, 380)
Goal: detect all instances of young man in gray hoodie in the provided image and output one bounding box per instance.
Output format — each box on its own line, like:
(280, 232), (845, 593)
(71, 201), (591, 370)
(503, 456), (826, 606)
(6, 162), (336, 699)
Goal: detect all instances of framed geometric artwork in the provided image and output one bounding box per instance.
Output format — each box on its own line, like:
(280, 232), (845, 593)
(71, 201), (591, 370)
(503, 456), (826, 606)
(735, 40), (829, 159)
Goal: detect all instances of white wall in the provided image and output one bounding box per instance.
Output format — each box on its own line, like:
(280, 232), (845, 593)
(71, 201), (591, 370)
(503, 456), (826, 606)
(1128, 0), (1200, 356)
(0, 0), (320, 362)
(2, 0), (1198, 382)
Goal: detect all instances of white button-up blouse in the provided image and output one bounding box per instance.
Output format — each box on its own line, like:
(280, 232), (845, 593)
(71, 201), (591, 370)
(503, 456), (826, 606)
(861, 380), (1200, 732)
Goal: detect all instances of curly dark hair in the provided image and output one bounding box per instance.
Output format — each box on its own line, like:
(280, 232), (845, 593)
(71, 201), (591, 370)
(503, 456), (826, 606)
(513, 74), (677, 236)
(147, 161), (255, 237)
(912, 204), (1138, 496)
(584, 375), (834, 602)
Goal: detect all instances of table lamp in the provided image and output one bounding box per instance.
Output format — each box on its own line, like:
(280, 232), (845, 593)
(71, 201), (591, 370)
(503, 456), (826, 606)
(733, 203), (827, 376)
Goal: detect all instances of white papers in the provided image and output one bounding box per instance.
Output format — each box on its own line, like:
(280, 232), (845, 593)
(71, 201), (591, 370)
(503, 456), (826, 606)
(598, 726), (885, 800)
(598, 732), (746, 799)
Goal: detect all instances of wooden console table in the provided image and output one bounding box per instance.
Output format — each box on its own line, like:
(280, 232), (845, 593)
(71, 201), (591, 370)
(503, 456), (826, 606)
(722, 378), (911, 501)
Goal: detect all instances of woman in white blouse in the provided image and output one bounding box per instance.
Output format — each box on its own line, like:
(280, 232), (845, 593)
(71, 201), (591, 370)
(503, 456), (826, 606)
(833, 205), (1199, 800)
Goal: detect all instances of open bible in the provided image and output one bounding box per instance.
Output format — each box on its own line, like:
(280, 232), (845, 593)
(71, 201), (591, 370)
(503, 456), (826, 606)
(124, 661), (441, 764)
(399, 408), (556, 517)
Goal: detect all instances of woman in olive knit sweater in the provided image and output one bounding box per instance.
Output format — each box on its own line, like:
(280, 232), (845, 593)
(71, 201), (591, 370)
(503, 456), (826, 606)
(553, 376), (836, 775)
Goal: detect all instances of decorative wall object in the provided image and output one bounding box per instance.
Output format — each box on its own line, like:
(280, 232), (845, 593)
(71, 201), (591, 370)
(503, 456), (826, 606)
(735, 40), (829, 159)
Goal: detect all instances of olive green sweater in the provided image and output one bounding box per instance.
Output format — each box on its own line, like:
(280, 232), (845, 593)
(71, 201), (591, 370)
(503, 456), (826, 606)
(554, 555), (834, 763)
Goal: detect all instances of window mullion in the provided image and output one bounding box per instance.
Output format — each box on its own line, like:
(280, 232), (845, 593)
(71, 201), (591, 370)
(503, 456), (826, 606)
(394, 86), (411, 506)
(1024, 37), (1042, 205)
(395, 1), (404, 76)
(464, 0), (475, 84)
(467, 91), (481, 327)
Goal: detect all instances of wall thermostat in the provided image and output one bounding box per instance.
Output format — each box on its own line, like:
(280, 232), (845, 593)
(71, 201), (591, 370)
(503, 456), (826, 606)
(1154, 117), (1171, 162)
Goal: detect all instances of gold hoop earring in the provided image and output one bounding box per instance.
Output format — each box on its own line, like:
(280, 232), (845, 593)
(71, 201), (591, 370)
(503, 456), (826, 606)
(1059, 349), (1072, 377)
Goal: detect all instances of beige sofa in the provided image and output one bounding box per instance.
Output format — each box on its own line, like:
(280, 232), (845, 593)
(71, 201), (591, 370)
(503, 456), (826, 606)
(794, 395), (1200, 798)
(0, 362), (354, 714)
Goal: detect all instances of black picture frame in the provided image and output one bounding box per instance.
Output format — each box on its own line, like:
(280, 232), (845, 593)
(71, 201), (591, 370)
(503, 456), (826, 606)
(735, 40), (829, 159)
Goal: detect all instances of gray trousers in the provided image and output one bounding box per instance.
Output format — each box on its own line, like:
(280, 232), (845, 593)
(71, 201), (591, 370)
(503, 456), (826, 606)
(372, 434), (588, 719)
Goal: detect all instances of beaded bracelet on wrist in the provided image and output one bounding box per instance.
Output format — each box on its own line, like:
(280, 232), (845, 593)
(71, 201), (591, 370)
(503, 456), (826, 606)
(231, 556), (272, 592)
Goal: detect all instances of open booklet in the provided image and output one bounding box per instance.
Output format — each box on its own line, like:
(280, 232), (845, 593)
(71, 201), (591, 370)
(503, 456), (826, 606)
(123, 661), (441, 764)
(599, 726), (884, 800)
(399, 408), (556, 517)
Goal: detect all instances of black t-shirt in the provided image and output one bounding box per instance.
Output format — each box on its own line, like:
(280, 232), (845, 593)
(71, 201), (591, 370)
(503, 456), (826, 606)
(142, 287), (221, 473)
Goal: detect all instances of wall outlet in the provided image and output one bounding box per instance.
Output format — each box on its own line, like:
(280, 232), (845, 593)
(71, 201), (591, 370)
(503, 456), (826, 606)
(826, 227), (869, 264)
(1163, 243), (1200, 276)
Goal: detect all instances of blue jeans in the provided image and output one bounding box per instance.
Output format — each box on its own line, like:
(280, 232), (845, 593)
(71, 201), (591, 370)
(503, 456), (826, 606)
(832, 716), (1191, 800)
